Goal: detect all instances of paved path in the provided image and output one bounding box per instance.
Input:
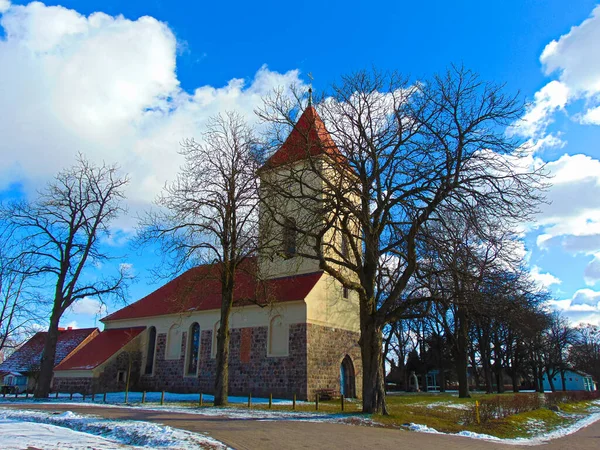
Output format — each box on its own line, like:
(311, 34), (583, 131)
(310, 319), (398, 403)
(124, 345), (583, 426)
(1, 403), (599, 450)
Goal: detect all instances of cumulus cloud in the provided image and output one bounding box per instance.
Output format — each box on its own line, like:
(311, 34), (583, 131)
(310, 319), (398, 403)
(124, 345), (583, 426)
(533, 153), (600, 255)
(584, 253), (600, 286)
(548, 289), (600, 325)
(541, 6), (600, 98)
(0, 1), (10, 14)
(70, 297), (107, 316)
(512, 80), (569, 140)
(0, 2), (304, 232)
(530, 265), (561, 288)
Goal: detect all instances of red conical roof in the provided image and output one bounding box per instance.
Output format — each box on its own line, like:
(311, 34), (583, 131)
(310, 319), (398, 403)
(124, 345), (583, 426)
(263, 105), (344, 169)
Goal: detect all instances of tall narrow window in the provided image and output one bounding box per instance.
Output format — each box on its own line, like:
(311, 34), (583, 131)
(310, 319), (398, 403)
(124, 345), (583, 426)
(144, 326), (156, 375)
(166, 324), (181, 360)
(282, 218), (297, 258)
(341, 234), (349, 258)
(268, 316), (289, 356)
(211, 320), (220, 359)
(186, 322), (200, 375)
(343, 286), (349, 299)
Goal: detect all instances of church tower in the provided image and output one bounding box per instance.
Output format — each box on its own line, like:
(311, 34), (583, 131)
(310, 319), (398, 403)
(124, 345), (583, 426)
(258, 101), (347, 280)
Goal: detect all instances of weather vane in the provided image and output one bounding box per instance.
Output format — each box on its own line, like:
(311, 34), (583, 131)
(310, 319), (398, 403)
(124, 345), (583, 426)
(307, 72), (314, 106)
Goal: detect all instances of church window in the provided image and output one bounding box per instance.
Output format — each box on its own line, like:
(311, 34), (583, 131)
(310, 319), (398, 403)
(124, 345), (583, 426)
(211, 321), (220, 359)
(186, 322), (200, 376)
(116, 370), (126, 383)
(166, 324), (181, 360)
(144, 326), (157, 375)
(268, 315), (289, 357)
(282, 218), (297, 258)
(343, 286), (349, 299)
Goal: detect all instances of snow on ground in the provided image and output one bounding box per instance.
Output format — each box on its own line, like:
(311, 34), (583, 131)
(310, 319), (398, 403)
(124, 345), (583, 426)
(0, 391), (305, 406)
(405, 402), (600, 446)
(0, 409), (229, 450)
(424, 401), (471, 410)
(0, 419), (132, 450)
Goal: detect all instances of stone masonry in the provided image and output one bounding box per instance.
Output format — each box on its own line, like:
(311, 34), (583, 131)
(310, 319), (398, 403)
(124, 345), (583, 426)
(306, 323), (362, 400)
(137, 324), (308, 399)
(53, 323), (361, 400)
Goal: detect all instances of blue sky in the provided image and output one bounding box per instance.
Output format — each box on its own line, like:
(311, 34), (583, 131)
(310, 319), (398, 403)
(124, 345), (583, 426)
(1, 0), (600, 328)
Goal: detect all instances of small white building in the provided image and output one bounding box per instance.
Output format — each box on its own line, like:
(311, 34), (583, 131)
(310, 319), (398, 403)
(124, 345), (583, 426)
(542, 370), (596, 392)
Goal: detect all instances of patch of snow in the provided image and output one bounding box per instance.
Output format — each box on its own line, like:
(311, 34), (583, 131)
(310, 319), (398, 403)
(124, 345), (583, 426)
(405, 410), (600, 445)
(406, 423), (442, 434)
(424, 401), (471, 410)
(0, 419), (133, 450)
(0, 409), (229, 449)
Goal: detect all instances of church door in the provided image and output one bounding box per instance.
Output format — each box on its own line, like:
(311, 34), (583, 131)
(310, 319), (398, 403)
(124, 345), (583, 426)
(340, 355), (356, 398)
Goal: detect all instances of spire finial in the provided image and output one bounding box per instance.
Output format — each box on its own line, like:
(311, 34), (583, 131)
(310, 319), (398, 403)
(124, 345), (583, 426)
(307, 72), (314, 107)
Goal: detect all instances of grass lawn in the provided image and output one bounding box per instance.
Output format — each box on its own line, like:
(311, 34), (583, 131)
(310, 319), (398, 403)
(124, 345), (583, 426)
(205, 391), (598, 439)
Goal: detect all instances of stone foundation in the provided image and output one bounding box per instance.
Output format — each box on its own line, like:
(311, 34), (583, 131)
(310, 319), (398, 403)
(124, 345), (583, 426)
(307, 323), (362, 400)
(137, 324), (308, 399)
(52, 322), (362, 401)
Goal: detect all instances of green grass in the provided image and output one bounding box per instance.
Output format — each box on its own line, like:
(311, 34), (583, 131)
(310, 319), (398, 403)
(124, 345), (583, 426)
(135, 392), (598, 440)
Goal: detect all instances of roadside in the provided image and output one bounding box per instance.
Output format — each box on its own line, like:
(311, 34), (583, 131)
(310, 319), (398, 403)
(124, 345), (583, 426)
(2, 403), (600, 450)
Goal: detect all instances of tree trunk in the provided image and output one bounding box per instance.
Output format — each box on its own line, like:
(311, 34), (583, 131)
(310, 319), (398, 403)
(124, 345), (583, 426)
(360, 314), (387, 414)
(34, 307), (61, 398)
(538, 367), (546, 393)
(456, 306), (470, 398)
(560, 370), (567, 392)
(546, 368), (556, 392)
(214, 279), (235, 406)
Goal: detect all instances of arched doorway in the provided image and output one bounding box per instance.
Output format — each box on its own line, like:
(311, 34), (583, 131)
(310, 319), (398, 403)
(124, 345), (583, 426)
(340, 355), (356, 398)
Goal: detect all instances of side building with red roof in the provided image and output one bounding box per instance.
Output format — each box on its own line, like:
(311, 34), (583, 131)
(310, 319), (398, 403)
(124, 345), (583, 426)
(52, 104), (363, 400)
(0, 327), (98, 394)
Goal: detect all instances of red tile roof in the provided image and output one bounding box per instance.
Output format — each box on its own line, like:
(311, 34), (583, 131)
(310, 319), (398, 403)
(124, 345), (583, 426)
(262, 105), (345, 169)
(0, 328), (98, 374)
(102, 259), (323, 322)
(54, 327), (145, 371)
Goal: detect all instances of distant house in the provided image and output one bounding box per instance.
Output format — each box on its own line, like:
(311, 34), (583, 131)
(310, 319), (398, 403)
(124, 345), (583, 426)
(0, 327), (98, 393)
(542, 370), (597, 392)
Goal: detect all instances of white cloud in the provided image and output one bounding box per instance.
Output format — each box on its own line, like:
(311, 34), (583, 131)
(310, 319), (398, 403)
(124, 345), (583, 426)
(0, 2), (304, 232)
(530, 265), (561, 288)
(584, 253), (600, 286)
(63, 320), (78, 329)
(548, 289), (600, 325)
(0, 1), (10, 14)
(70, 297), (107, 316)
(541, 6), (600, 98)
(512, 81), (569, 139)
(532, 153), (600, 255)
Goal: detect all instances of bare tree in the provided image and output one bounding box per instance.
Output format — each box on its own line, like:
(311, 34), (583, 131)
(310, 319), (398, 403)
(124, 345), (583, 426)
(258, 67), (546, 413)
(0, 230), (41, 355)
(569, 324), (600, 384)
(139, 112), (261, 406)
(1, 155), (130, 397)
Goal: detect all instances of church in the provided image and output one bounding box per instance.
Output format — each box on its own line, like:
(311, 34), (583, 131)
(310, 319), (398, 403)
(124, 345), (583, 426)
(50, 103), (362, 401)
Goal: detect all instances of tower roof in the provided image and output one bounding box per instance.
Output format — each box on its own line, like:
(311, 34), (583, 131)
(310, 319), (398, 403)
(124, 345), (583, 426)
(262, 105), (344, 169)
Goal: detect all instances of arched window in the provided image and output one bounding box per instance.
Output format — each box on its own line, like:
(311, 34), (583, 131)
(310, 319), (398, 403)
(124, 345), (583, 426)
(268, 315), (289, 356)
(186, 322), (200, 375)
(166, 324), (181, 360)
(144, 326), (157, 375)
(211, 320), (220, 359)
(282, 218), (297, 258)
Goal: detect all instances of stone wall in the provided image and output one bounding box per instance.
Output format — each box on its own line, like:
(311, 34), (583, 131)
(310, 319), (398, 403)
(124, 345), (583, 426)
(52, 376), (95, 394)
(51, 322), (360, 401)
(137, 324), (308, 399)
(306, 323), (362, 400)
